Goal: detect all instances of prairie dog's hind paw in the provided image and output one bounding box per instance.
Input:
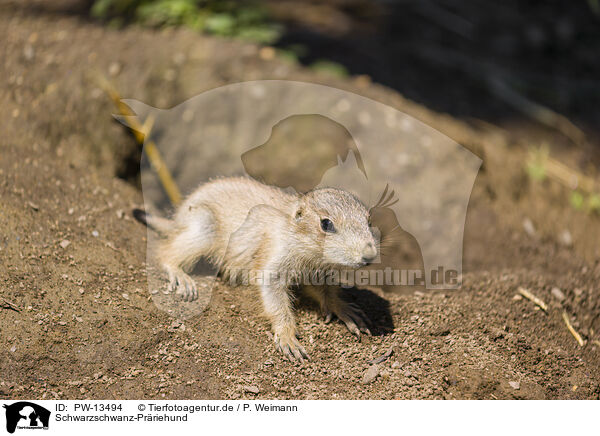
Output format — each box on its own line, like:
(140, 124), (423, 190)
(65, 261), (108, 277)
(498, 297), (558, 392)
(167, 269), (198, 302)
(274, 332), (310, 364)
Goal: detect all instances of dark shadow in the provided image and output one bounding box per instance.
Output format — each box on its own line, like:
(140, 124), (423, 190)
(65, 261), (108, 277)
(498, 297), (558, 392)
(296, 286), (394, 336)
(3, 0), (96, 19)
(269, 0), (600, 139)
(343, 287), (394, 336)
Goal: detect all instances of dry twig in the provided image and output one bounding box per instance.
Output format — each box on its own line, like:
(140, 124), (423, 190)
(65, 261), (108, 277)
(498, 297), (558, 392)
(517, 287), (548, 312)
(95, 74), (182, 206)
(0, 296), (20, 312)
(368, 346), (394, 365)
(562, 311), (585, 347)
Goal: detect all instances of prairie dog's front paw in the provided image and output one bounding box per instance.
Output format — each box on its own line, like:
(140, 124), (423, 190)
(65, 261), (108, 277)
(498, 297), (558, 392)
(167, 269), (198, 302)
(326, 300), (372, 339)
(274, 331), (310, 363)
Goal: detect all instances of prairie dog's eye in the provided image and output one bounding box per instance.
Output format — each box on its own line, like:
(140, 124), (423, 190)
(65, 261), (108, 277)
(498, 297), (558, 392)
(320, 218), (335, 233)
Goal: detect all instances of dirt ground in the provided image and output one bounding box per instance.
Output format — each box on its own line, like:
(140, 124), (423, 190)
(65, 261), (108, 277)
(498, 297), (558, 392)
(2, 0), (600, 400)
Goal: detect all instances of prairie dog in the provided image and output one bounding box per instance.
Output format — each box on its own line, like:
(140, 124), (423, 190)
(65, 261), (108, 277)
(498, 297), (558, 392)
(135, 177), (378, 362)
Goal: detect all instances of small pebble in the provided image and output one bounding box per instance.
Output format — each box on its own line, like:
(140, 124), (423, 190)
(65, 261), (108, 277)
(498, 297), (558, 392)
(244, 385), (260, 394)
(488, 327), (505, 340)
(92, 230), (99, 237)
(509, 381), (520, 390)
(551, 287), (566, 302)
(259, 47), (275, 60)
(108, 62), (121, 76)
(168, 320), (185, 331)
(523, 218), (536, 237)
(362, 364), (380, 384)
(23, 44), (34, 60)
(59, 240), (71, 249)
(559, 230), (573, 247)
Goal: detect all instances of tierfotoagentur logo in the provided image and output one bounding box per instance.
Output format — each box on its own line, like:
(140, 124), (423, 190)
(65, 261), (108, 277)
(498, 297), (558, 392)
(120, 80), (481, 330)
(2, 402), (50, 434)
(225, 267), (458, 287)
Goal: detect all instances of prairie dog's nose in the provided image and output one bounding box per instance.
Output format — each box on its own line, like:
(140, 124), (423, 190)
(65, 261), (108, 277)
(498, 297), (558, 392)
(362, 242), (377, 263)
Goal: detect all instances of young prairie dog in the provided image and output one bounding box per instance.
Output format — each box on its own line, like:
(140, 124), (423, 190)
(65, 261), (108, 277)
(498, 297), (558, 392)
(134, 177), (378, 362)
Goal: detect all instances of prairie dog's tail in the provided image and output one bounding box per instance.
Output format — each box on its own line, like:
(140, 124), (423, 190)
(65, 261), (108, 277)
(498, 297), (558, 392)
(132, 209), (173, 235)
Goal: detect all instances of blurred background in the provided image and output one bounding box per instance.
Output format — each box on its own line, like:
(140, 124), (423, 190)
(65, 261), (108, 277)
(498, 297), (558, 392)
(14, 0), (600, 142)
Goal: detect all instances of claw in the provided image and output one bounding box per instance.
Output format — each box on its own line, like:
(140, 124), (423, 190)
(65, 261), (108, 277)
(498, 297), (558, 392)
(291, 346), (305, 362)
(167, 270), (177, 293)
(331, 300), (373, 339)
(274, 333), (310, 364)
(166, 269), (198, 302)
(346, 322), (361, 340)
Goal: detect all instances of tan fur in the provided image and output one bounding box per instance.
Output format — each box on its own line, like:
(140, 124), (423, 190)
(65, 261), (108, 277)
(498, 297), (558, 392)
(142, 176), (378, 362)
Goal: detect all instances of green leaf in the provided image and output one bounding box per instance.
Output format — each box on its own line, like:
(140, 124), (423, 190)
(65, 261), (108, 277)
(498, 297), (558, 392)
(236, 25), (281, 44)
(526, 160), (546, 181)
(588, 193), (600, 212)
(205, 13), (235, 36)
(570, 191), (585, 210)
(310, 60), (349, 78)
(525, 145), (549, 182)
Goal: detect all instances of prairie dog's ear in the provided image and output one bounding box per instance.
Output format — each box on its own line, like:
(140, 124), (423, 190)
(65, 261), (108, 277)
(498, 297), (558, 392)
(294, 196), (307, 221)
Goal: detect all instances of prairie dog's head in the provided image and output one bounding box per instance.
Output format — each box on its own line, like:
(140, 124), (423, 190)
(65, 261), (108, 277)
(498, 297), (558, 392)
(295, 188), (377, 268)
